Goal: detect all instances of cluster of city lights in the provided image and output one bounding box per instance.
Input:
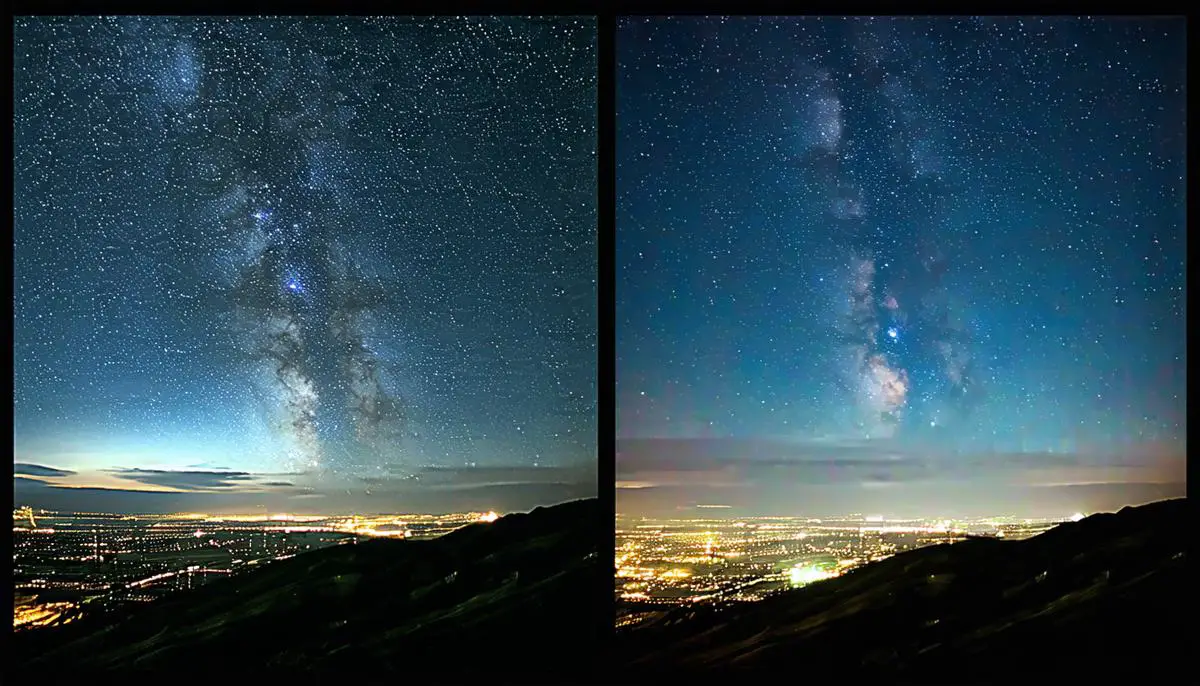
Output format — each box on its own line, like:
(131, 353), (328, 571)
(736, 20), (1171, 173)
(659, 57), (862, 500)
(13, 506), (509, 633)
(788, 563), (840, 587)
(615, 512), (1081, 617)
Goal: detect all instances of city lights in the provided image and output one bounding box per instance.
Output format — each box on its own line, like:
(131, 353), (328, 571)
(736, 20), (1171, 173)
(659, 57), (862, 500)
(788, 563), (838, 587)
(13, 506), (504, 632)
(616, 511), (1073, 625)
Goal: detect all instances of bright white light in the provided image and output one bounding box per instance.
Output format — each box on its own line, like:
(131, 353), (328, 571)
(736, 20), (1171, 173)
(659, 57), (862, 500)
(1070, 512), (1085, 522)
(887, 327), (899, 339)
(479, 511), (499, 523)
(788, 564), (836, 587)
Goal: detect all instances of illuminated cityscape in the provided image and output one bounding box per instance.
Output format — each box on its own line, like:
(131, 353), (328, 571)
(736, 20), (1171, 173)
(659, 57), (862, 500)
(615, 511), (1074, 628)
(13, 505), (500, 631)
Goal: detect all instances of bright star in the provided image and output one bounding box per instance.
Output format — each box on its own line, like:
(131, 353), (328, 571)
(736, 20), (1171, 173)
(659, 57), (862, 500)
(887, 327), (899, 339)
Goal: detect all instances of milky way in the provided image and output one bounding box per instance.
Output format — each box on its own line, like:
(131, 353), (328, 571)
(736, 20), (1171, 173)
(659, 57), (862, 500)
(617, 17), (1185, 461)
(14, 17), (597, 489)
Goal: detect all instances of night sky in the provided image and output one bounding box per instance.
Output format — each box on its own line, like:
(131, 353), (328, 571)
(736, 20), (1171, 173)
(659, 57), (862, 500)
(616, 17), (1186, 517)
(14, 17), (597, 514)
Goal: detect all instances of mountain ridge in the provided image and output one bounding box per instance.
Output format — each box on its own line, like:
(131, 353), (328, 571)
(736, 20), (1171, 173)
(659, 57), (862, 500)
(13, 497), (603, 678)
(618, 497), (1188, 680)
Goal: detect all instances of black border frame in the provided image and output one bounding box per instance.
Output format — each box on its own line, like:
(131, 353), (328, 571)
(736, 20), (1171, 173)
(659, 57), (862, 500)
(4, 4), (1197, 686)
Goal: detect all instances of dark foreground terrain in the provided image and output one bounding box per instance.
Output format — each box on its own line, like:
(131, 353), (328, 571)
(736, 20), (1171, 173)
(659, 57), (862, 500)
(619, 498), (1187, 681)
(13, 498), (602, 678)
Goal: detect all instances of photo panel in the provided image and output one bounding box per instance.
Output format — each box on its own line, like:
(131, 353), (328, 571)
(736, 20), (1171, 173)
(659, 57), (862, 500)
(614, 15), (1186, 678)
(12, 15), (601, 677)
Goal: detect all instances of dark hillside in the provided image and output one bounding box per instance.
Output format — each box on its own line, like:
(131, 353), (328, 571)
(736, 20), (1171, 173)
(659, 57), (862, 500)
(619, 498), (1188, 681)
(14, 498), (603, 679)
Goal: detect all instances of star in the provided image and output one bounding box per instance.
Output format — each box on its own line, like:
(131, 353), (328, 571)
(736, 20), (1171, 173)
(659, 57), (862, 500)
(615, 16), (1184, 516)
(14, 16), (598, 513)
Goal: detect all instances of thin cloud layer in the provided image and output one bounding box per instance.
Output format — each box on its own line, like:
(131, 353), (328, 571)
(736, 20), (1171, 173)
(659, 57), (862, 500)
(14, 463), (77, 478)
(12, 462), (595, 515)
(617, 437), (1185, 490)
(108, 468), (259, 492)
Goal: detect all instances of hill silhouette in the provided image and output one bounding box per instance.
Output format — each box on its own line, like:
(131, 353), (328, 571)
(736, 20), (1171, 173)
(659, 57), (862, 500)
(619, 498), (1187, 681)
(13, 498), (602, 678)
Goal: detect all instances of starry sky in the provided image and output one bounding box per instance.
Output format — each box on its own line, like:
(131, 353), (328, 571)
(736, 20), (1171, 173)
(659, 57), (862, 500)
(14, 16), (597, 514)
(616, 17), (1186, 518)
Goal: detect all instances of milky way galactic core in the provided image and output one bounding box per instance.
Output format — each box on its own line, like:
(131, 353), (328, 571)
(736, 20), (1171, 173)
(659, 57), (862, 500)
(615, 17), (1184, 516)
(14, 17), (597, 492)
